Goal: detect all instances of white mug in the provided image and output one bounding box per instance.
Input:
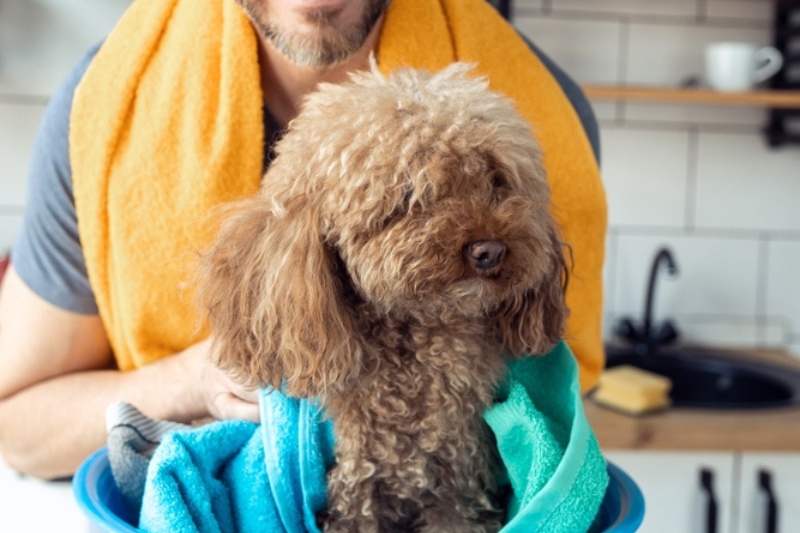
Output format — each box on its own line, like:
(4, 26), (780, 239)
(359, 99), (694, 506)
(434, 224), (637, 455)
(705, 42), (783, 92)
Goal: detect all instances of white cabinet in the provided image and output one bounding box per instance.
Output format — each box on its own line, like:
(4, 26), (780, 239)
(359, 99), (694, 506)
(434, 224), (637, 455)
(604, 451), (737, 533)
(604, 450), (800, 533)
(737, 453), (800, 533)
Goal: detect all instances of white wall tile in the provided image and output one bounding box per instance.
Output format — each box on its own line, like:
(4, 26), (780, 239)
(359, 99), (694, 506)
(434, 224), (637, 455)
(761, 321), (788, 347)
(626, 23), (772, 87)
(0, 0), (129, 96)
(622, 103), (768, 126)
(590, 101), (619, 123)
(790, 339), (800, 359)
(512, 0), (544, 10)
(610, 234), (760, 324)
(695, 132), (800, 232)
(0, 103), (46, 207)
(766, 240), (800, 338)
(601, 126), (690, 228)
(515, 16), (622, 84)
(0, 214), (22, 253)
(705, 0), (774, 24)
(677, 319), (761, 348)
(608, 312), (787, 348)
(603, 230), (620, 315)
(551, 0), (697, 18)
(502, 1), (794, 351)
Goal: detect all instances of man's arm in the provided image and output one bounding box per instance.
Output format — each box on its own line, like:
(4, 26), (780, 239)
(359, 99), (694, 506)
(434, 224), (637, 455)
(0, 267), (258, 479)
(0, 266), (201, 478)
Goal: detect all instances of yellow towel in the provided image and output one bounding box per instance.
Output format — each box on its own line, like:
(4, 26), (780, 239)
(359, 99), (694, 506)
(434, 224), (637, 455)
(70, 0), (607, 390)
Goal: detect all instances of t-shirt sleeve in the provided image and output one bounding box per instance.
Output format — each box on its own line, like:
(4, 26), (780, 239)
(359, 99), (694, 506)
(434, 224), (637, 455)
(10, 44), (101, 314)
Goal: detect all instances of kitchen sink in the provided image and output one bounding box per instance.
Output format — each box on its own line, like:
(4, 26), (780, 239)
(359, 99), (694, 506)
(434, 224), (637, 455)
(604, 344), (800, 409)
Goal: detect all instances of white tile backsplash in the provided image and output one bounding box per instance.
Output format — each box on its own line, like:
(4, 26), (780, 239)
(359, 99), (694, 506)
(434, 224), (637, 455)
(761, 321), (788, 347)
(600, 126), (690, 228)
(0, 0), (129, 96)
(766, 240), (800, 337)
(705, 0), (774, 24)
(622, 103), (768, 127)
(626, 23), (772, 87)
(0, 103), (46, 206)
(515, 15), (622, 84)
(0, 214), (22, 253)
(790, 336), (800, 359)
(590, 101), (619, 123)
(552, 0), (697, 18)
(603, 231), (620, 315)
(695, 132), (800, 232)
(669, 318), (786, 348)
(513, 0), (544, 10)
(610, 234), (761, 321)
(584, 0), (800, 352)
(676, 319), (763, 348)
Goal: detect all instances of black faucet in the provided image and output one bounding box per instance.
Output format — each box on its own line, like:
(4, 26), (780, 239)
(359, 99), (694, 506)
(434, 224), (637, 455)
(615, 247), (680, 356)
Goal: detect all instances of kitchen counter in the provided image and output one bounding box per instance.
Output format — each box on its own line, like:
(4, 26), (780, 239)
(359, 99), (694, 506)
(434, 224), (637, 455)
(585, 348), (800, 451)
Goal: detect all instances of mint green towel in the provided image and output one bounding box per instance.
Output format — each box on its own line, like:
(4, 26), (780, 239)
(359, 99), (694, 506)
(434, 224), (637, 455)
(485, 340), (608, 532)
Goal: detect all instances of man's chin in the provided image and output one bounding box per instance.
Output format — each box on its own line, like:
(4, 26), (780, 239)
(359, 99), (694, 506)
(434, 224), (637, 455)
(248, 0), (389, 68)
(266, 31), (356, 68)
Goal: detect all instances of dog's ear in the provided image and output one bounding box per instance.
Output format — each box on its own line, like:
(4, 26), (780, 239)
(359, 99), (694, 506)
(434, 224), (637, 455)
(495, 226), (569, 356)
(197, 197), (363, 397)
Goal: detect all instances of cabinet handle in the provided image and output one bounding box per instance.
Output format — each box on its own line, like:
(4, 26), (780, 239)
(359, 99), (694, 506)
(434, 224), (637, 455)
(700, 468), (718, 533)
(758, 469), (778, 533)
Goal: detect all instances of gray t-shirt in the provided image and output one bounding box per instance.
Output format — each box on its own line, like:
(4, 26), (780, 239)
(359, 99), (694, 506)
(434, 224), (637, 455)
(11, 38), (599, 314)
(12, 45), (100, 313)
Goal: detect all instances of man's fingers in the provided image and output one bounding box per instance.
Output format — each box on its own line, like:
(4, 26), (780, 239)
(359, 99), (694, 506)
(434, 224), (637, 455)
(214, 393), (260, 423)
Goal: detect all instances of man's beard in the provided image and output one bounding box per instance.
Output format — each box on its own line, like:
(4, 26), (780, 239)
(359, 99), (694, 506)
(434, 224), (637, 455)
(240, 1), (390, 68)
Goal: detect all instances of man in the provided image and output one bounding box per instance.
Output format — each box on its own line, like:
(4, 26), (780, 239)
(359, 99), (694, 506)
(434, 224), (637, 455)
(0, 0), (606, 479)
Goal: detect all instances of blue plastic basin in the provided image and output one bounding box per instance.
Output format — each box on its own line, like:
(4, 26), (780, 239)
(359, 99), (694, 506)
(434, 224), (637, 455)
(73, 447), (644, 532)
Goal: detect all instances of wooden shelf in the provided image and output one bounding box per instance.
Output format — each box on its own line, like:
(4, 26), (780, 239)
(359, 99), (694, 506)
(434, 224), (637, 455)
(582, 85), (800, 109)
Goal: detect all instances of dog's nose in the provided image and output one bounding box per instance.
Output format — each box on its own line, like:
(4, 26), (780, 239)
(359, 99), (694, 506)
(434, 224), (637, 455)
(466, 240), (507, 270)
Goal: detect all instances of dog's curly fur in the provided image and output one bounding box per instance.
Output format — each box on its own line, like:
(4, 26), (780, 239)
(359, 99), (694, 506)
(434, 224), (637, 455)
(197, 63), (569, 533)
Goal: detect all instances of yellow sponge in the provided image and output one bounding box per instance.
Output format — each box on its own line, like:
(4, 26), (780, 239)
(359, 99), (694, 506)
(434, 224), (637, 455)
(592, 365), (672, 415)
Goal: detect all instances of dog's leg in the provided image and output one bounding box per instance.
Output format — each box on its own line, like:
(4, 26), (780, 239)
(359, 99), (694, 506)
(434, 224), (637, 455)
(323, 465), (381, 533)
(418, 423), (505, 533)
(419, 506), (503, 533)
(416, 484), (504, 533)
(325, 466), (427, 533)
(416, 484), (503, 533)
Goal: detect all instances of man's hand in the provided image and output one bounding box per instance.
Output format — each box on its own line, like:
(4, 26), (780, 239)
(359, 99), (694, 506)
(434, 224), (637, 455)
(195, 339), (260, 423)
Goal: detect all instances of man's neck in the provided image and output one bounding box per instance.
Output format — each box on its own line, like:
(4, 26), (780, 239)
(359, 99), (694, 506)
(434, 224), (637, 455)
(256, 15), (385, 129)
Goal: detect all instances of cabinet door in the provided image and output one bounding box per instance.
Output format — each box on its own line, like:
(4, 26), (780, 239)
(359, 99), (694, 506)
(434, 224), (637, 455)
(604, 451), (736, 533)
(737, 453), (800, 533)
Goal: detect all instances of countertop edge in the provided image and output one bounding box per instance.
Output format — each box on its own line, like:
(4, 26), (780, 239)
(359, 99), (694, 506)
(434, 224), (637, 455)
(585, 348), (800, 452)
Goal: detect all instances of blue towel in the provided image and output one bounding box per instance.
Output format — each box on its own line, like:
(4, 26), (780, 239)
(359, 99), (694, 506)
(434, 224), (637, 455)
(139, 395), (334, 533)
(139, 341), (608, 532)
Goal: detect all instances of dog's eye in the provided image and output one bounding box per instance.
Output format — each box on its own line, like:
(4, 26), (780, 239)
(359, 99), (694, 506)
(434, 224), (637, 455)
(491, 172), (508, 190)
(490, 172), (510, 203)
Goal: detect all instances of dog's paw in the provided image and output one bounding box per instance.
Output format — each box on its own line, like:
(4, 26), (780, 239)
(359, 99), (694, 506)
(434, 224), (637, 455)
(419, 505), (504, 533)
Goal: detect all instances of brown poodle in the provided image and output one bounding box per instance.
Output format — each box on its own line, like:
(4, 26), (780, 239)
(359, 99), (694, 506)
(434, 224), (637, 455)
(197, 63), (569, 533)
